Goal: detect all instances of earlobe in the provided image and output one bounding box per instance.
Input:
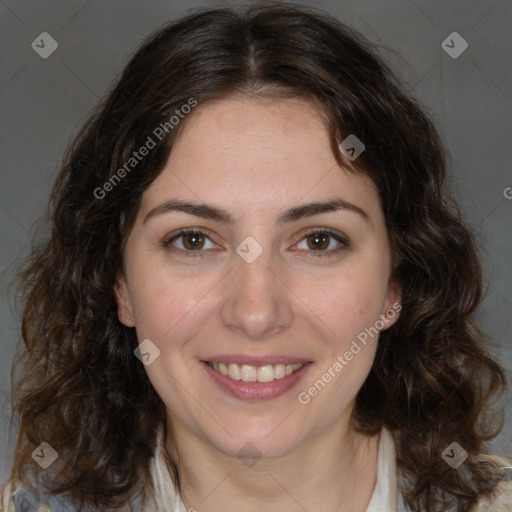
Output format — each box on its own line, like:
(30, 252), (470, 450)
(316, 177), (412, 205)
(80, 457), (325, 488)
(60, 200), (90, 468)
(113, 273), (136, 327)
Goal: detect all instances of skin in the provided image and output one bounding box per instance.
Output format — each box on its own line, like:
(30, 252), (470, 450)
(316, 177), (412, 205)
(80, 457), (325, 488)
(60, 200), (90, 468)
(114, 95), (401, 512)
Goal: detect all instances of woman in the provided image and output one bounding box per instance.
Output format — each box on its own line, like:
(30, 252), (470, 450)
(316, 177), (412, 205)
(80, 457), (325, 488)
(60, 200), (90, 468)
(1, 3), (511, 511)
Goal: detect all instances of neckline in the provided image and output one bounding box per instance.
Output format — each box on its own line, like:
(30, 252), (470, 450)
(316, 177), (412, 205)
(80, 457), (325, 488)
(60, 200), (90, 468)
(168, 427), (398, 512)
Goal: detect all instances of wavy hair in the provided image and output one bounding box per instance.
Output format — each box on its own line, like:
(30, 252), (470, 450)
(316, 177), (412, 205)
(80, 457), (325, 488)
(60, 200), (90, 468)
(2, 3), (507, 511)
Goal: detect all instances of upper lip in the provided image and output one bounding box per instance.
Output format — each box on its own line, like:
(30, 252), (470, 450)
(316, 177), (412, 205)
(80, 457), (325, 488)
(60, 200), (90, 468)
(202, 354), (312, 366)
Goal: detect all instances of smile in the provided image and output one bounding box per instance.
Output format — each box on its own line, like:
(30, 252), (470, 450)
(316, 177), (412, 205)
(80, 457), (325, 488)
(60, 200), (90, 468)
(201, 359), (312, 401)
(206, 361), (304, 382)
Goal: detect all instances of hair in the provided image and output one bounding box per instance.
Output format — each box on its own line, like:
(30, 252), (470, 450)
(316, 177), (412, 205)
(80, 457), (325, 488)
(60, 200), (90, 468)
(2, 2), (507, 511)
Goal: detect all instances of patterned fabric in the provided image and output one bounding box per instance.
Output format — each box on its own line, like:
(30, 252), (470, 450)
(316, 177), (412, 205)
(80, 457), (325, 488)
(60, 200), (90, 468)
(13, 488), (44, 512)
(13, 487), (65, 512)
(12, 486), (90, 512)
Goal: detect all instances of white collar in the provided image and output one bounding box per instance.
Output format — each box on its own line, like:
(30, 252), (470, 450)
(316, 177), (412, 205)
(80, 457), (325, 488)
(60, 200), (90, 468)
(365, 427), (399, 512)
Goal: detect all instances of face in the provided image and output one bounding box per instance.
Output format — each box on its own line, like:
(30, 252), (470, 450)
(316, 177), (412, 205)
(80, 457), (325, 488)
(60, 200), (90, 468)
(114, 95), (401, 461)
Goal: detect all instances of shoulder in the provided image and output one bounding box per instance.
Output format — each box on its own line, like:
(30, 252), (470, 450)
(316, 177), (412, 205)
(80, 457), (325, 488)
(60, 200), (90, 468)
(12, 487), (53, 512)
(472, 479), (512, 511)
(396, 452), (512, 512)
(1, 479), (79, 512)
(471, 454), (512, 512)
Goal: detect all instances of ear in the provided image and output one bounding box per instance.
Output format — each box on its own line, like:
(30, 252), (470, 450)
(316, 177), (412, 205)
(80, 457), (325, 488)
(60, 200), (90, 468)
(381, 279), (402, 330)
(113, 272), (136, 327)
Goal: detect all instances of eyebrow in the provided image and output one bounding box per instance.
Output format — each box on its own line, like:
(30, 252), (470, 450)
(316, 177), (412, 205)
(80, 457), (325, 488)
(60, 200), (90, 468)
(143, 197), (369, 225)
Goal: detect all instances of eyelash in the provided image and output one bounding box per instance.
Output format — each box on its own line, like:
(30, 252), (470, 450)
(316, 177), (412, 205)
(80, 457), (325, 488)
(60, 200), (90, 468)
(162, 228), (349, 259)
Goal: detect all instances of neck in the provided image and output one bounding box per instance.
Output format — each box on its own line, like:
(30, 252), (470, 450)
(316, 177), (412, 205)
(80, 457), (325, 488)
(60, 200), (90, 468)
(165, 414), (381, 512)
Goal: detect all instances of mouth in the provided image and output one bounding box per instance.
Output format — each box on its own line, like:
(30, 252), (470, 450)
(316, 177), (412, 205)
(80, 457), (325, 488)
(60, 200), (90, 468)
(205, 361), (304, 382)
(201, 358), (312, 401)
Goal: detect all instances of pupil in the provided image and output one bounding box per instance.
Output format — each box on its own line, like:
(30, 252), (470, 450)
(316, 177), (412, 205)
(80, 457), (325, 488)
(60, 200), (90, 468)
(309, 233), (329, 250)
(184, 232), (204, 250)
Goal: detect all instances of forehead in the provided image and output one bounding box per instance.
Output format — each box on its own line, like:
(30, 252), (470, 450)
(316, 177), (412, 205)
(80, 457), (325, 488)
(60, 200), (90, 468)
(140, 95), (381, 222)
(171, 95), (332, 169)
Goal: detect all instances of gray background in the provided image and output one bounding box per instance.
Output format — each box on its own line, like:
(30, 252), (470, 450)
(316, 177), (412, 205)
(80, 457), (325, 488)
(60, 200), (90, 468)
(1, 0), (511, 481)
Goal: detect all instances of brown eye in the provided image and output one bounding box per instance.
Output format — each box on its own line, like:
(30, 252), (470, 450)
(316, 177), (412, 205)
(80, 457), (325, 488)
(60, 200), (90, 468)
(163, 229), (218, 258)
(181, 231), (205, 250)
(305, 232), (330, 251)
(295, 230), (349, 258)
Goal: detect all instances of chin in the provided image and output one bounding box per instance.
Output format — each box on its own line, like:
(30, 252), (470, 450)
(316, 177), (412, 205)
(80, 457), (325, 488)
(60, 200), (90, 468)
(200, 417), (311, 461)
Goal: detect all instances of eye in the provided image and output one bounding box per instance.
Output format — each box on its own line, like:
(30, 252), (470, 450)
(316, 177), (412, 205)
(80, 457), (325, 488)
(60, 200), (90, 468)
(294, 229), (349, 257)
(162, 228), (349, 259)
(162, 229), (218, 257)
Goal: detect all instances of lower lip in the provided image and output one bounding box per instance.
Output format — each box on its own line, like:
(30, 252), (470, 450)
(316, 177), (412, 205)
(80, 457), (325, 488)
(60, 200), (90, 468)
(201, 361), (312, 401)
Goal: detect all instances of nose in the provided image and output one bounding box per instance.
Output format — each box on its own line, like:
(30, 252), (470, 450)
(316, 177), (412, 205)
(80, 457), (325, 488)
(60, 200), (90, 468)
(219, 249), (294, 341)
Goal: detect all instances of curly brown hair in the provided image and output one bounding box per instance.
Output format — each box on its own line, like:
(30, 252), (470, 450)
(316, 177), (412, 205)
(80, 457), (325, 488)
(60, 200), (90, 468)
(2, 2), (507, 511)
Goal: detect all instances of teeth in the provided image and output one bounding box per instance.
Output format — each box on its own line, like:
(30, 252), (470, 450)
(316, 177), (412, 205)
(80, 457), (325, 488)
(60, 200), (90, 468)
(209, 362), (304, 382)
(228, 363), (241, 381)
(257, 365), (275, 383)
(241, 365), (257, 382)
(274, 364), (285, 379)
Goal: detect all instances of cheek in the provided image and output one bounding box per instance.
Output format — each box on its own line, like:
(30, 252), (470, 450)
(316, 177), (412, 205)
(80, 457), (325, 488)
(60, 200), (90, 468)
(126, 256), (219, 346)
(295, 268), (386, 419)
(303, 263), (389, 347)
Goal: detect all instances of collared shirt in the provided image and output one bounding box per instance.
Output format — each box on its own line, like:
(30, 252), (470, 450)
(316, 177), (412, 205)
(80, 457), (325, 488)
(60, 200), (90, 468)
(367, 427), (401, 511)
(8, 427), (512, 511)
